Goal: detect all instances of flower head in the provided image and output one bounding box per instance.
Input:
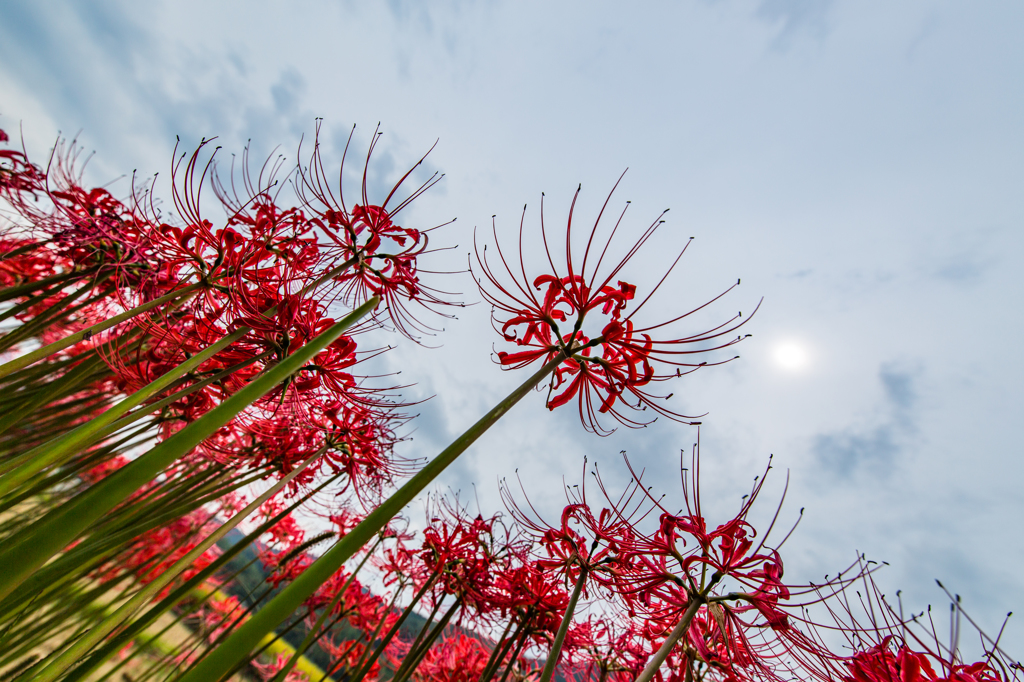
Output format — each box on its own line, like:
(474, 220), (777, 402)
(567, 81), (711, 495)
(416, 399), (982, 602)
(473, 175), (755, 435)
(296, 121), (462, 341)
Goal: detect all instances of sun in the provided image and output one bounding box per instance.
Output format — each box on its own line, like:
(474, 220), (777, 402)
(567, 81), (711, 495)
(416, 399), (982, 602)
(773, 341), (809, 371)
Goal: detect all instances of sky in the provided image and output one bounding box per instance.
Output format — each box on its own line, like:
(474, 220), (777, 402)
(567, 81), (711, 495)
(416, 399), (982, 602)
(2, 0), (1022, 658)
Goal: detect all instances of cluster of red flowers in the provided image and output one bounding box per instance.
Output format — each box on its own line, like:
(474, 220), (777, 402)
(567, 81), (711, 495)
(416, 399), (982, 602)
(211, 436), (1019, 682)
(1, 125), (455, 497)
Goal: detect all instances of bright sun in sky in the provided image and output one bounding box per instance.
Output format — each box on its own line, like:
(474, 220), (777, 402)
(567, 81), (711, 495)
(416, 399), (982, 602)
(773, 341), (810, 371)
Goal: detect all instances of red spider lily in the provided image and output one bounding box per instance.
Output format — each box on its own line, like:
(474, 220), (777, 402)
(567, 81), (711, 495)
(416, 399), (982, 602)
(418, 502), (505, 616)
(47, 183), (158, 282)
(376, 527), (436, 590)
(296, 121), (461, 340)
(414, 632), (493, 682)
(251, 652), (311, 682)
(1, 136), (168, 289)
(597, 444), (800, 629)
(1, 128), (421, 501)
(95, 507), (221, 599)
(114, 301), (406, 493)
(306, 568), (396, 633)
(258, 497), (307, 548)
(501, 457), (643, 593)
(0, 128), (45, 199)
(0, 238), (65, 289)
(201, 595), (247, 643)
(562, 615), (655, 681)
(842, 639), (1012, 682)
(473, 175), (755, 435)
(653, 608), (762, 682)
(791, 569), (1022, 682)
(319, 637), (382, 680)
(569, 434), (884, 682)
(489, 561), (572, 646)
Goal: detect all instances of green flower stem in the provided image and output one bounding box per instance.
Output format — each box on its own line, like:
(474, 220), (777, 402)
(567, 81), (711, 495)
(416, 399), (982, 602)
(390, 599), (461, 682)
(0, 349), (80, 392)
(0, 280), (104, 353)
(634, 596), (705, 682)
(395, 599), (443, 674)
(0, 328), (145, 445)
(0, 240), (44, 263)
(474, 618), (519, 682)
(0, 326), (247, 496)
(0, 296), (378, 601)
(0, 351), (110, 438)
(0, 279), (80, 326)
(177, 352), (567, 682)
(79, 349), (271, 447)
(31, 449), (324, 682)
(0, 272), (97, 326)
(0, 578), (132, 672)
(539, 565), (590, 682)
(0, 266), (98, 304)
(0, 282), (201, 380)
(496, 626), (532, 682)
(0, 422), (155, 517)
(0, 466), (231, 615)
(343, 587), (402, 677)
(63, 474), (343, 682)
(345, 572), (440, 682)
(270, 536), (384, 682)
(0, 260), (357, 488)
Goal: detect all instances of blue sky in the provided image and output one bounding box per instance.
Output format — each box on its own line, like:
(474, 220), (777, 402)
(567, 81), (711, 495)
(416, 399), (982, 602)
(2, 0), (1022, 656)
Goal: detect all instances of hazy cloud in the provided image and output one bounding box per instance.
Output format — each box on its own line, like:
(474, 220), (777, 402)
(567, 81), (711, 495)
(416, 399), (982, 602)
(879, 363), (917, 411)
(813, 362), (921, 475)
(931, 250), (996, 286)
(755, 0), (835, 43)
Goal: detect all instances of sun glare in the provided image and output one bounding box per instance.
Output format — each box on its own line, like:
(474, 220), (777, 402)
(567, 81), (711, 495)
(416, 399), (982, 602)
(774, 342), (809, 371)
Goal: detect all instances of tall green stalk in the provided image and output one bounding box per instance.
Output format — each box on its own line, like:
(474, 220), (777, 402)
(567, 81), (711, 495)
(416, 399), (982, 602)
(539, 565), (589, 682)
(30, 449), (325, 682)
(390, 599), (461, 682)
(0, 282), (200, 380)
(177, 352), (567, 682)
(0, 297), (378, 601)
(0, 326), (248, 495)
(345, 572), (440, 682)
(634, 596), (705, 682)
(63, 473), (344, 682)
(270, 537), (384, 682)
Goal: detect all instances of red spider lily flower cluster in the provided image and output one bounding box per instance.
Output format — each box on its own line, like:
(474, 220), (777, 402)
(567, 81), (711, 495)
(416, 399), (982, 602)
(501, 458), (634, 596)
(414, 632), (493, 682)
(250, 652), (313, 682)
(0, 125), (453, 496)
(200, 594), (249, 644)
(562, 615), (657, 680)
(790, 569), (1022, 682)
(844, 639), (1002, 682)
(473, 175), (755, 435)
(496, 436), (894, 682)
